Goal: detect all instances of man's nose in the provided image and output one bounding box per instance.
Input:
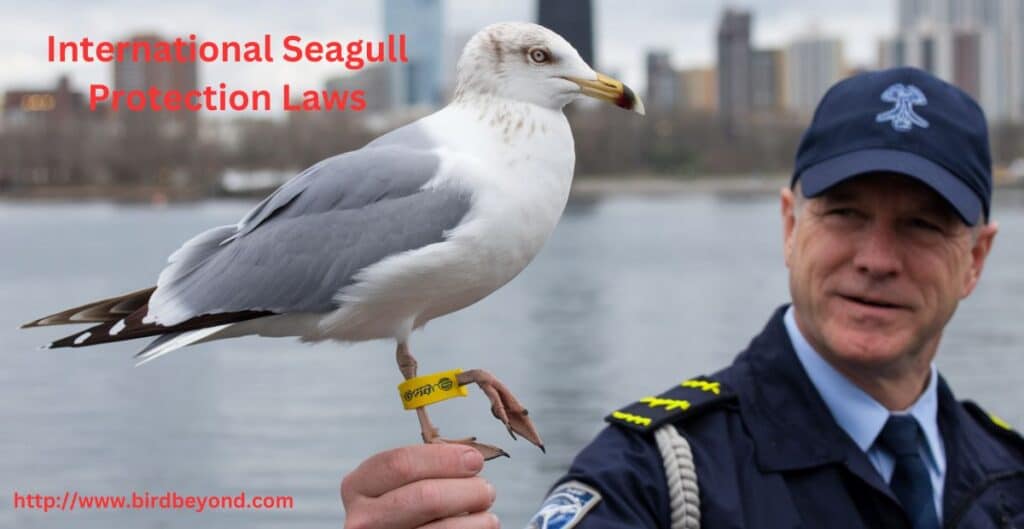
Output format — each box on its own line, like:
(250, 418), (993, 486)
(852, 223), (903, 279)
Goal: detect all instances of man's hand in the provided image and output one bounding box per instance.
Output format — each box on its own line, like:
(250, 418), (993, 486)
(341, 444), (499, 529)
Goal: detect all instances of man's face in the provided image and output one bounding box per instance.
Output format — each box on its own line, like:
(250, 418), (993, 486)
(781, 173), (997, 375)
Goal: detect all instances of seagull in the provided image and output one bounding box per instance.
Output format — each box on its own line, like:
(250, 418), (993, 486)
(22, 22), (644, 459)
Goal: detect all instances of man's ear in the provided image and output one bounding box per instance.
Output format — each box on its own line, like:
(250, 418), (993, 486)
(781, 187), (796, 268)
(961, 220), (998, 299)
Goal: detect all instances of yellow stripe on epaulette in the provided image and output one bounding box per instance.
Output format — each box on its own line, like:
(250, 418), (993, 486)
(682, 379), (721, 395)
(605, 376), (736, 433)
(962, 400), (1024, 457)
(611, 411), (652, 427)
(639, 397), (691, 411)
(989, 412), (1013, 431)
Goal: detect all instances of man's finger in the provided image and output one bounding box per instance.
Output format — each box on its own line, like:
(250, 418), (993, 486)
(368, 477), (496, 529)
(342, 444), (484, 499)
(418, 511), (501, 529)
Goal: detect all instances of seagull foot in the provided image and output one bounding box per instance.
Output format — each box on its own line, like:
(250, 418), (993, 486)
(456, 368), (545, 453)
(426, 435), (510, 461)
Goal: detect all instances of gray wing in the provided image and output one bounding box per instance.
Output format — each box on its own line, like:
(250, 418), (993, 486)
(147, 129), (473, 326)
(229, 121), (440, 241)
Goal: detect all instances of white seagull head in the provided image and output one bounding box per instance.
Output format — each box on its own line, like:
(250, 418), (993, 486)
(454, 22), (644, 115)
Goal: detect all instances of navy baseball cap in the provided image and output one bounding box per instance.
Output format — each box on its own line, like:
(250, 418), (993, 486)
(791, 67), (992, 225)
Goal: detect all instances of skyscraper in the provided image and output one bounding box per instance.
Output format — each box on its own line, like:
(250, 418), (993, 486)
(751, 49), (784, 112)
(0, 75), (99, 186)
(537, 0), (594, 66)
(384, 0), (443, 107)
(887, 0), (1019, 123)
(1003, 0), (1024, 122)
(113, 33), (198, 142)
(645, 51), (677, 113)
(326, 66), (396, 114)
(717, 9), (753, 132)
(953, 30), (983, 99)
(785, 36), (844, 115)
(899, 0), (1001, 29)
(112, 33), (198, 184)
(678, 68), (717, 112)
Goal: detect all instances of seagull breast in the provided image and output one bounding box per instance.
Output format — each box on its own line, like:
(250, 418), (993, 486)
(314, 100), (575, 343)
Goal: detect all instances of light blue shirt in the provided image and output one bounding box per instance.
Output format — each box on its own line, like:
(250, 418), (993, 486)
(783, 306), (946, 520)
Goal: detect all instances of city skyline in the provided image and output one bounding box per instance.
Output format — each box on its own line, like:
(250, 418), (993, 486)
(3, 1), (1022, 196)
(2, 0), (894, 110)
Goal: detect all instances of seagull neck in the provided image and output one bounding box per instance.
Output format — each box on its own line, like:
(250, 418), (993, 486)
(449, 95), (565, 145)
(452, 93), (552, 116)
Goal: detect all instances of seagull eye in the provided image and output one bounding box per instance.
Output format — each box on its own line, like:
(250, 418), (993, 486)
(528, 47), (551, 64)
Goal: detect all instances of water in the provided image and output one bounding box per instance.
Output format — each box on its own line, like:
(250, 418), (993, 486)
(2, 189), (1023, 528)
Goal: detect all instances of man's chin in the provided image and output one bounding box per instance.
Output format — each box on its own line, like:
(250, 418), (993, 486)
(821, 326), (912, 367)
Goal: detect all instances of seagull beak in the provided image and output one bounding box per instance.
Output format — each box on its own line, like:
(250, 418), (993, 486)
(564, 72), (645, 115)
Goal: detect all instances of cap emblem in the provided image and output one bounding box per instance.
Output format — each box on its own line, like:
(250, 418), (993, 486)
(875, 83), (929, 132)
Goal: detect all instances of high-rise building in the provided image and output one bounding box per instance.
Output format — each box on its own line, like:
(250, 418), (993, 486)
(0, 76), (108, 186)
(537, 0), (594, 66)
(1003, 0), (1024, 121)
(751, 49), (784, 112)
(645, 51), (677, 113)
(2, 75), (85, 131)
(886, 0), (1020, 123)
(953, 30), (983, 99)
(785, 36), (844, 115)
(899, 0), (1001, 29)
(877, 37), (907, 69)
(384, 0), (443, 108)
(717, 9), (753, 132)
(898, 0), (929, 30)
(326, 66), (396, 114)
(113, 33), (198, 141)
(112, 33), (199, 184)
(677, 68), (717, 112)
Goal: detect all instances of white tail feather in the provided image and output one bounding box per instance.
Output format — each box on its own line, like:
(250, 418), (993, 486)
(134, 324), (233, 366)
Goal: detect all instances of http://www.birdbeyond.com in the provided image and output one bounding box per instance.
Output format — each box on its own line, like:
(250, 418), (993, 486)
(22, 22), (645, 460)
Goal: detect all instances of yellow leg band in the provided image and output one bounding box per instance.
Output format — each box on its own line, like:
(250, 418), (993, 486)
(397, 368), (470, 410)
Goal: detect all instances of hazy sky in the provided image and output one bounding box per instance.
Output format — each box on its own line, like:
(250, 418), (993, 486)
(1, 0), (894, 104)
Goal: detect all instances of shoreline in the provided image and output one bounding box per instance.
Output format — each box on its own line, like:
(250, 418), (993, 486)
(2, 173), (1022, 204)
(0, 174), (796, 204)
(569, 174), (790, 198)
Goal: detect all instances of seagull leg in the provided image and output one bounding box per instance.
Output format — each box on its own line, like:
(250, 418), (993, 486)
(396, 342), (509, 460)
(456, 368), (545, 453)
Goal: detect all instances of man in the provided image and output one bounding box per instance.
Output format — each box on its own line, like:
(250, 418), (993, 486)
(340, 67), (1024, 528)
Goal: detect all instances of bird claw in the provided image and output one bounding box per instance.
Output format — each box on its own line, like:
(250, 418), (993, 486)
(426, 436), (510, 461)
(457, 368), (545, 452)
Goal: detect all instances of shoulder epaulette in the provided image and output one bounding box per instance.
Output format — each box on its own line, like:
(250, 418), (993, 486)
(605, 376), (737, 433)
(962, 400), (1024, 454)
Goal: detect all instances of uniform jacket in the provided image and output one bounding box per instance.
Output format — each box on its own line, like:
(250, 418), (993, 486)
(543, 306), (1024, 528)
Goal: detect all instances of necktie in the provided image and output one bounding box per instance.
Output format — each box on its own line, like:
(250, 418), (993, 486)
(876, 415), (940, 529)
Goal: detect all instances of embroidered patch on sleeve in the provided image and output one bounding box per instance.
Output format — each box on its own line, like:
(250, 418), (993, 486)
(525, 480), (602, 529)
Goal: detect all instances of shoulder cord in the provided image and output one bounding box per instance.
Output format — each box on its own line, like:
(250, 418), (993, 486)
(654, 424), (700, 529)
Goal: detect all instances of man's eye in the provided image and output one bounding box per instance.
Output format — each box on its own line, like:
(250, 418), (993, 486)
(826, 208), (860, 218)
(910, 218), (942, 232)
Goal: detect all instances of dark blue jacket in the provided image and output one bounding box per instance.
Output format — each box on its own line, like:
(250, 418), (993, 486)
(548, 306), (1024, 528)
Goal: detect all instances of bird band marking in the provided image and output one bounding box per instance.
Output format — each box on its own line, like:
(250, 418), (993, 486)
(397, 369), (469, 410)
(639, 396), (691, 411)
(611, 411), (651, 426)
(681, 379), (721, 395)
